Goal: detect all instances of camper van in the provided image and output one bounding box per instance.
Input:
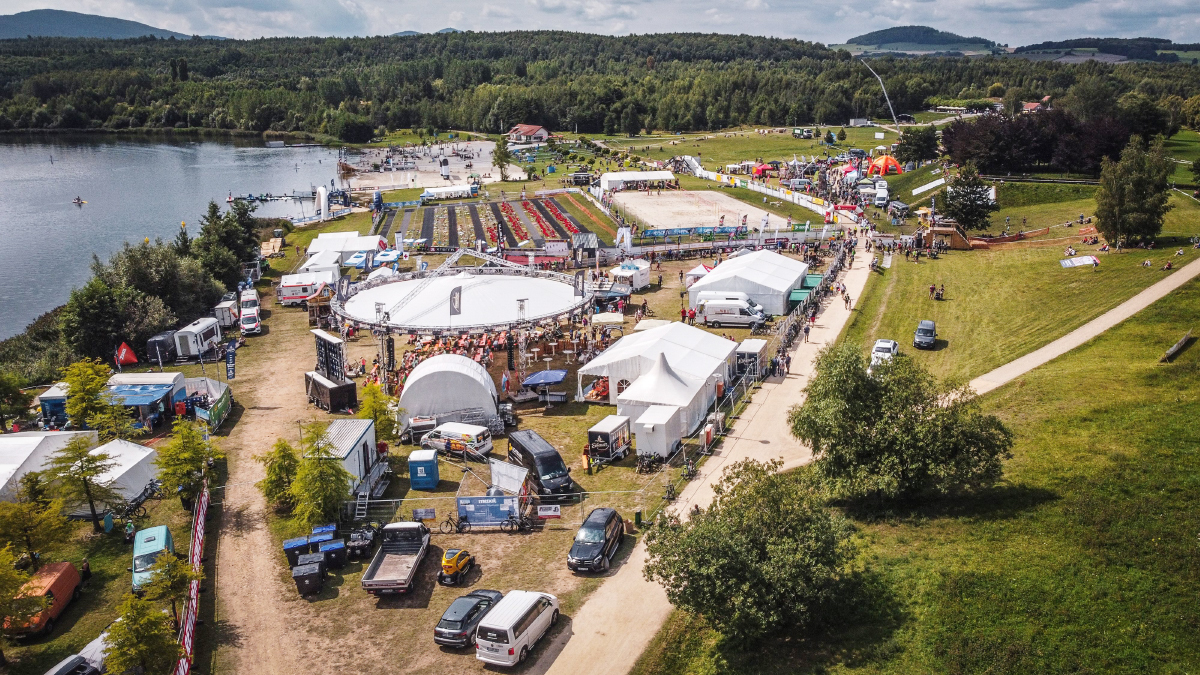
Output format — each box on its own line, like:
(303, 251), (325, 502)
(174, 317), (222, 358)
(131, 525), (175, 594)
(239, 289), (261, 313)
(693, 291), (765, 316)
(475, 590), (560, 667)
(420, 423), (493, 459)
(698, 299), (765, 329)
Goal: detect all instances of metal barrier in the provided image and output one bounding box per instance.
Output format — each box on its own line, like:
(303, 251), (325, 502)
(172, 483), (209, 675)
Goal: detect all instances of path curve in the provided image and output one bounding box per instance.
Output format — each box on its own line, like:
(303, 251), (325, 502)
(542, 243), (872, 675)
(970, 255), (1200, 395)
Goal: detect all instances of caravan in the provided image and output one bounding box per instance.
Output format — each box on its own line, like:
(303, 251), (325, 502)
(174, 318), (222, 358)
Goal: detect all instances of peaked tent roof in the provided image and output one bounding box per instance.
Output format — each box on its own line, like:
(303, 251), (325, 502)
(579, 321), (736, 384)
(617, 353), (705, 408)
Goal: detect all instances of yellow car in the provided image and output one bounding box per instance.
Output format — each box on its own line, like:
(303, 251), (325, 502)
(437, 549), (476, 586)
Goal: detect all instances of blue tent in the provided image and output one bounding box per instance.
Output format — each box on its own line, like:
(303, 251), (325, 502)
(522, 370), (568, 388)
(105, 384), (174, 406)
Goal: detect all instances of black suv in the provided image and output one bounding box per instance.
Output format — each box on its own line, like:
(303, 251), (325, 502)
(433, 589), (504, 648)
(567, 508), (625, 573)
(913, 319), (937, 349)
(507, 430), (573, 501)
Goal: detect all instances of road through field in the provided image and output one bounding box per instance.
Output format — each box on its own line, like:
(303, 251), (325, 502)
(970, 255), (1200, 394)
(541, 241), (872, 675)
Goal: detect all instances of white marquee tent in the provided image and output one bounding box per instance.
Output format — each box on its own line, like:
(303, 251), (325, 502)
(92, 440), (158, 500)
(684, 263), (712, 287)
(617, 353), (710, 437)
(598, 171), (675, 192)
(398, 354), (498, 425)
(0, 431), (97, 502)
(300, 249), (343, 274)
(307, 234), (387, 264)
(420, 184), (476, 200)
(687, 249), (809, 316)
(577, 322), (735, 405)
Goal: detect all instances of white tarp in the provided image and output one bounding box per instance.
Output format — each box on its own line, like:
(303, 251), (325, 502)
(617, 354), (709, 435)
(687, 249), (809, 316)
(599, 171), (675, 192)
(578, 322), (735, 405)
(0, 431), (97, 502)
(398, 354), (498, 424)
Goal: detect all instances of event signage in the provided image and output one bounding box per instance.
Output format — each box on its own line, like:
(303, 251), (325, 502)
(457, 496), (519, 527)
(172, 483), (209, 675)
(225, 344), (235, 380)
(336, 275), (351, 302)
(413, 508), (436, 521)
(574, 270), (587, 297)
(537, 505), (561, 519)
(544, 240), (569, 256)
(449, 286), (463, 315)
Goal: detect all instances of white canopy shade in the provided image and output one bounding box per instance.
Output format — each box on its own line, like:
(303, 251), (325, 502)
(592, 312), (626, 325)
(578, 322), (735, 405)
(634, 319), (672, 331)
(398, 354), (498, 423)
(684, 263), (712, 287)
(599, 171), (675, 191)
(618, 354), (709, 435)
(687, 249), (808, 316)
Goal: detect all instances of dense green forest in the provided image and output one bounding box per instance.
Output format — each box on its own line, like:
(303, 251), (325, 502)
(2, 32), (1200, 139)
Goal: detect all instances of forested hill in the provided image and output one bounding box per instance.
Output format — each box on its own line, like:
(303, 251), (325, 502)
(0, 31), (1198, 140)
(1015, 37), (1197, 62)
(847, 26), (994, 47)
(0, 9), (196, 40)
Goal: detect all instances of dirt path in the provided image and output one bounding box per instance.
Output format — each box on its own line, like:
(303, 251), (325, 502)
(969, 255), (1200, 395)
(541, 243), (873, 675)
(211, 302), (322, 675)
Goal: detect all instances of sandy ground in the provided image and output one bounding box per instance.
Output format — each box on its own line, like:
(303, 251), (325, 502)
(611, 189), (803, 232)
(541, 240), (873, 675)
(349, 140), (529, 190)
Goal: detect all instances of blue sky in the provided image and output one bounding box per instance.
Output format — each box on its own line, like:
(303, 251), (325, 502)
(10, 0), (1200, 44)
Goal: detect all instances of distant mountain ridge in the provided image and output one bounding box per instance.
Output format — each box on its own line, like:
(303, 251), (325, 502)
(393, 27), (461, 36)
(1014, 37), (1197, 62)
(0, 9), (222, 40)
(847, 25), (995, 48)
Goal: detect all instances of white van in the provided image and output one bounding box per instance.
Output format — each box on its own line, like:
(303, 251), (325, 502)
(239, 288), (261, 312)
(475, 590), (560, 667)
(420, 422), (493, 459)
(698, 299), (765, 328)
(693, 291), (765, 315)
(874, 188), (890, 208)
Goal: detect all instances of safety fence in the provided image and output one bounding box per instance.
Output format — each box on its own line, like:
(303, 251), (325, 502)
(172, 484), (210, 675)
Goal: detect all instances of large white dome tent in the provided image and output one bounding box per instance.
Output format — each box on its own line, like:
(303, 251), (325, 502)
(398, 354), (498, 424)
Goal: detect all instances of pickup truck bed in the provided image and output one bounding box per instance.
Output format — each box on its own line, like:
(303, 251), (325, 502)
(361, 531), (429, 594)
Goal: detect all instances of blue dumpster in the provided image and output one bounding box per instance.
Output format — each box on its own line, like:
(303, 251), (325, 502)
(308, 532), (333, 552)
(312, 523), (337, 536)
(408, 449), (440, 491)
(283, 537), (309, 567)
(319, 540), (347, 569)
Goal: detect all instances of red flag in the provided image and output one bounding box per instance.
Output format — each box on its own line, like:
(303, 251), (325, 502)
(115, 342), (138, 366)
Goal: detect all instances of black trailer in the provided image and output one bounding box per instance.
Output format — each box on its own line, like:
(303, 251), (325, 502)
(305, 371), (357, 412)
(146, 331), (178, 365)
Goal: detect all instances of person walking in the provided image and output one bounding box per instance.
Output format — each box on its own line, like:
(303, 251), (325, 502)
(680, 306), (687, 322)
(803, 324), (810, 342)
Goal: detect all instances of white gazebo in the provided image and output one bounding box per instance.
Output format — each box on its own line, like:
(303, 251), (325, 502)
(618, 354), (710, 437)
(687, 249), (809, 316)
(684, 263), (712, 287)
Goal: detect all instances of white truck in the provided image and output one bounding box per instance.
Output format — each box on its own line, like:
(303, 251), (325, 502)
(361, 522), (430, 595)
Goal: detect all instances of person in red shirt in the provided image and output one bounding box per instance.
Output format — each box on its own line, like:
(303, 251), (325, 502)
(688, 308), (696, 325)
(680, 306), (687, 322)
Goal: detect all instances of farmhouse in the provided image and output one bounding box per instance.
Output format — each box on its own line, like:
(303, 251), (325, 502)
(507, 124), (549, 143)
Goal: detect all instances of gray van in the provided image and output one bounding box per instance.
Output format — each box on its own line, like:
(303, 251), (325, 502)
(913, 320), (937, 349)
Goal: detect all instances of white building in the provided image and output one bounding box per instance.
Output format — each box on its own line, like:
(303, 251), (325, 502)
(687, 249), (809, 316)
(618, 353), (710, 439)
(507, 124), (549, 143)
(322, 419), (385, 496)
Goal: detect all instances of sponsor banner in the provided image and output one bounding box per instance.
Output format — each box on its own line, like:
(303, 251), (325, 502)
(1060, 255), (1099, 268)
(173, 484), (209, 675)
(537, 505), (561, 519)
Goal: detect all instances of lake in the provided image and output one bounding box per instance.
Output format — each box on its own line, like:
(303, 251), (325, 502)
(0, 135), (344, 340)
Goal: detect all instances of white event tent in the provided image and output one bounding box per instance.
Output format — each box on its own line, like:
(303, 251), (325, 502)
(687, 249), (809, 316)
(420, 184), (476, 200)
(0, 431), (97, 502)
(598, 171), (675, 192)
(684, 263), (712, 287)
(307, 233), (387, 264)
(93, 440), (158, 500)
(300, 249), (343, 274)
(617, 353), (709, 438)
(398, 354), (498, 425)
(577, 322), (736, 406)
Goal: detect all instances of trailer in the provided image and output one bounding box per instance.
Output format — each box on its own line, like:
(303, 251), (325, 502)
(174, 318), (222, 359)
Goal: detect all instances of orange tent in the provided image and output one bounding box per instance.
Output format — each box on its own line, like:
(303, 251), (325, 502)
(867, 155), (903, 176)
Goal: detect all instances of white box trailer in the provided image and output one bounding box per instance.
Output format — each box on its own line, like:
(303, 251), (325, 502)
(174, 317), (222, 358)
(278, 271), (339, 306)
(213, 300), (239, 328)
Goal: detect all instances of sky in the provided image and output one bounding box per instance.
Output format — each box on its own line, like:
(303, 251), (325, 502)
(8, 0), (1200, 45)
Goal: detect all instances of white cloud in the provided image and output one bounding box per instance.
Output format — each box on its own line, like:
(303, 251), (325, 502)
(745, 0), (769, 9)
(449, 10), (464, 22)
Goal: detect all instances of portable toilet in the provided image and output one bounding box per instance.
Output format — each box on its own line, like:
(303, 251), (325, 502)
(283, 536), (310, 567)
(408, 450), (440, 491)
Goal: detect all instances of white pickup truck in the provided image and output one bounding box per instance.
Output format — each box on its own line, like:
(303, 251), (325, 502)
(361, 522), (430, 595)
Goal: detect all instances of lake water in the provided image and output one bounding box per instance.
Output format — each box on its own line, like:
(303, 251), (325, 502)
(0, 135), (345, 340)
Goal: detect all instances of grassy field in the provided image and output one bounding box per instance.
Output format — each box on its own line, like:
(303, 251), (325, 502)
(604, 126), (899, 169)
(1164, 128), (1199, 189)
(633, 274), (1200, 675)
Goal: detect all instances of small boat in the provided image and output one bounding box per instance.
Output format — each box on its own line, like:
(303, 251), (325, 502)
(72, 197), (86, 205)
(227, 192), (234, 203)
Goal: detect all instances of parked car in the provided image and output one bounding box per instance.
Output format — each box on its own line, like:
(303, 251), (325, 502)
(567, 508), (625, 573)
(2, 562), (81, 637)
(868, 339), (899, 374)
(434, 589), (503, 648)
(438, 549), (476, 586)
(239, 308), (262, 335)
(914, 320), (937, 349)
(131, 526), (174, 594)
(507, 431), (573, 501)
(42, 654), (101, 675)
(475, 590), (560, 667)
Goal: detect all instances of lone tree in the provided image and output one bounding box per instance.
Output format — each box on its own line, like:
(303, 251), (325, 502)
(493, 141), (515, 181)
(1095, 136), (1175, 245)
(643, 460), (853, 643)
(62, 358), (110, 429)
(940, 163), (999, 231)
(0, 373), (32, 432)
(157, 419), (224, 510)
(88, 393), (145, 443)
(254, 439), (299, 510)
(143, 554), (203, 628)
(358, 383), (401, 443)
(789, 342), (1014, 501)
(104, 594), (182, 675)
(0, 498), (73, 570)
(895, 125), (939, 164)
(45, 436), (120, 533)
(0, 546), (48, 667)
(289, 423), (352, 529)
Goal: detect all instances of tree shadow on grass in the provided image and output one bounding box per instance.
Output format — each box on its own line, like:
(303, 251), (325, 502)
(835, 483), (1059, 526)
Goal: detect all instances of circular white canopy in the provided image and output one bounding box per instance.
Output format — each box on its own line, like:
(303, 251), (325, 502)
(343, 271), (585, 332)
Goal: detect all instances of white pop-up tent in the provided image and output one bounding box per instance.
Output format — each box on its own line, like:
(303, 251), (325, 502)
(398, 354), (498, 424)
(609, 259), (651, 291)
(578, 322), (735, 405)
(684, 263), (712, 287)
(618, 353), (710, 436)
(687, 249), (809, 316)
(0, 431), (97, 502)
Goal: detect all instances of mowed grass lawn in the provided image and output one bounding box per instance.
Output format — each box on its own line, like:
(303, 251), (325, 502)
(633, 277), (1200, 675)
(843, 237), (1200, 382)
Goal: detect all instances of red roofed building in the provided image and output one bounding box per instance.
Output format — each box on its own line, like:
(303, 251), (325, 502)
(1021, 102), (1043, 114)
(507, 124), (549, 143)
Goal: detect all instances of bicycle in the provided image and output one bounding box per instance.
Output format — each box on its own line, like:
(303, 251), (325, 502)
(440, 514), (472, 534)
(500, 513), (534, 533)
(636, 454), (663, 474)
